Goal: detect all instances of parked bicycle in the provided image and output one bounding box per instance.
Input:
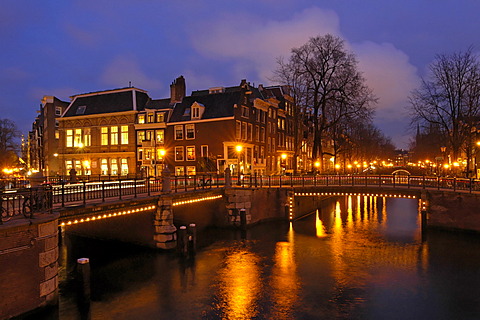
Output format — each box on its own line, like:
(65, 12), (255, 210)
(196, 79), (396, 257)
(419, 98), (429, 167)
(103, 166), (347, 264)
(0, 196), (14, 223)
(22, 187), (52, 218)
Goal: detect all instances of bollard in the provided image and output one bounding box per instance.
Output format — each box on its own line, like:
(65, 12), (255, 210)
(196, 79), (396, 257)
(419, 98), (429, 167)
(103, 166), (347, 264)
(239, 209), (247, 230)
(77, 258), (91, 303)
(187, 223), (197, 256)
(177, 226), (188, 256)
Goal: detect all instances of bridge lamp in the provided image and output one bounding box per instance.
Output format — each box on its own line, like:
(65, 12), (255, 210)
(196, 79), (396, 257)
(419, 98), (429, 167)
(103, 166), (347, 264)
(235, 145), (243, 184)
(347, 164), (352, 170)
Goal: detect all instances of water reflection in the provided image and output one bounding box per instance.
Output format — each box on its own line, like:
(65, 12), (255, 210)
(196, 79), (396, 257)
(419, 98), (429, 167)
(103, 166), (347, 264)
(216, 245), (262, 319)
(269, 224), (299, 319)
(30, 195), (480, 319)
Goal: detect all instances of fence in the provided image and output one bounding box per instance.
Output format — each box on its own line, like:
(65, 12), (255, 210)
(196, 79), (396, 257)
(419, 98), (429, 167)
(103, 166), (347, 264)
(2, 174), (480, 223)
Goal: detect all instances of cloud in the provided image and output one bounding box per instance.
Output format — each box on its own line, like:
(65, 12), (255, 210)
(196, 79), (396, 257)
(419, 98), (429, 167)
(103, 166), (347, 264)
(188, 8), (420, 148)
(189, 7), (341, 82)
(353, 41), (420, 120)
(100, 56), (163, 92)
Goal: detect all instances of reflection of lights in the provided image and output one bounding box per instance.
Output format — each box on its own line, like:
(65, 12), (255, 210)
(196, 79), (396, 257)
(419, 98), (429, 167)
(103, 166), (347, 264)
(218, 248), (260, 319)
(315, 209), (327, 238)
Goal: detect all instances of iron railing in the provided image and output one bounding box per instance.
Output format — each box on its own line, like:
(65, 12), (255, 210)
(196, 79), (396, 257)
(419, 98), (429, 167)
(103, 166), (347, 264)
(0, 186), (53, 224)
(2, 174), (480, 224)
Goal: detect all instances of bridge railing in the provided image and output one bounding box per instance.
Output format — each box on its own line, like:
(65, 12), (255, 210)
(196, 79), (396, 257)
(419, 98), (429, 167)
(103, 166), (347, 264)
(1, 186), (53, 224)
(3, 174), (480, 222)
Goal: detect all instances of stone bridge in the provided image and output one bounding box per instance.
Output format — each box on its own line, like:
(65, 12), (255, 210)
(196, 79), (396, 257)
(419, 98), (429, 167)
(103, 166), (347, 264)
(2, 173), (480, 318)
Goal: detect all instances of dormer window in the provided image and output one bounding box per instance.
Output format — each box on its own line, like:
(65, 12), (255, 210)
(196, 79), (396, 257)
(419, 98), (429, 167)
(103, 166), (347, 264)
(76, 105), (86, 115)
(191, 102), (205, 120)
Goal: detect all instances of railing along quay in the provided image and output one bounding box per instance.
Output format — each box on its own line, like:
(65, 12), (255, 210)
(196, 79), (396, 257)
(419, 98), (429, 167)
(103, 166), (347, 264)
(2, 174), (480, 224)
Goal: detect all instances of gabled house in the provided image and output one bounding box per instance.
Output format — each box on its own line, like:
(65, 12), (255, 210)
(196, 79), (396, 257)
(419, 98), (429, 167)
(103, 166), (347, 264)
(57, 87), (149, 178)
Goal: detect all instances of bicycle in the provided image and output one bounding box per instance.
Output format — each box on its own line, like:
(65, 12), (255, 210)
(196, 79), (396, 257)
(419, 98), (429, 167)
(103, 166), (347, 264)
(22, 188), (51, 218)
(0, 196), (14, 223)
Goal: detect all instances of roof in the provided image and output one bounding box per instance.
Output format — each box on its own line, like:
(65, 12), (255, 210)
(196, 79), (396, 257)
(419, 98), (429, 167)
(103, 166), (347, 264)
(169, 87), (242, 122)
(63, 88), (150, 117)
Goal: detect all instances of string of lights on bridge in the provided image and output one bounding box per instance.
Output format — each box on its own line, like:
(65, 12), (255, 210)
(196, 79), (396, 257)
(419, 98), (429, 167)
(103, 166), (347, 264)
(59, 205), (156, 227)
(294, 192), (417, 199)
(59, 195), (223, 227)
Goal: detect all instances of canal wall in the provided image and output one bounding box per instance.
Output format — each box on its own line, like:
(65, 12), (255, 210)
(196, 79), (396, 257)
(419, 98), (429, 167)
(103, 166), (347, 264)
(427, 190), (480, 233)
(0, 214), (59, 319)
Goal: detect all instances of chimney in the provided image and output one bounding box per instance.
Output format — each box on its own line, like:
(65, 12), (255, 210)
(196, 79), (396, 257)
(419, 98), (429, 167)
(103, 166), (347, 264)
(170, 76), (186, 104)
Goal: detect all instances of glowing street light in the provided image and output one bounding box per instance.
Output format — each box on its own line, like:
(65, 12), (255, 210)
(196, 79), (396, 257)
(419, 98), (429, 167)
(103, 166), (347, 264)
(236, 145), (243, 185)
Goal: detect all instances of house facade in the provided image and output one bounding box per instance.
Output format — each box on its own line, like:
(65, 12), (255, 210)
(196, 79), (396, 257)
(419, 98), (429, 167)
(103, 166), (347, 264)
(56, 87), (148, 178)
(30, 76), (311, 179)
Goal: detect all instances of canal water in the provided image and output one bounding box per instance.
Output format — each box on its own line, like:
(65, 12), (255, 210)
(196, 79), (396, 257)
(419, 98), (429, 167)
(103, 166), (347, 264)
(32, 196), (480, 319)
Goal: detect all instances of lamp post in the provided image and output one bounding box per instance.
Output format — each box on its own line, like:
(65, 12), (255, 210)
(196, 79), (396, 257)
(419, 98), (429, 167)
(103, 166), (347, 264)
(159, 148), (166, 176)
(281, 153), (287, 174)
(440, 146), (446, 176)
(236, 145), (243, 185)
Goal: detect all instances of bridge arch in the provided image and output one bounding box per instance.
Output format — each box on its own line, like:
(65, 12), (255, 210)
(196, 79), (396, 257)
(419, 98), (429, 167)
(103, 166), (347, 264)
(391, 169), (411, 176)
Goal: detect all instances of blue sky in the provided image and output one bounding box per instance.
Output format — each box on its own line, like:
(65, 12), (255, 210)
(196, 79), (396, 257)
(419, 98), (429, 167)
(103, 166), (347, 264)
(1, 0), (480, 149)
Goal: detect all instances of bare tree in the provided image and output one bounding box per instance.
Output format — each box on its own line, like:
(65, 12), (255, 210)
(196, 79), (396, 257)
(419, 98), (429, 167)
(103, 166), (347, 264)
(409, 48), (480, 165)
(0, 119), (20, 171)
(274, 34), (376, 172)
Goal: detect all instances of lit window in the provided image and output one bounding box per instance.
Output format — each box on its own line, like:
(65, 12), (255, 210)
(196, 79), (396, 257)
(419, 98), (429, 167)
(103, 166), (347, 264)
(65, 160), (73, 170)
(175, 125), (183, 140)
(175, 166), (185, 176)
(84, 128), (91, 146)
(186, 146), (195, 161)
(101, 127), (109, 145)
(121, 159), (128, 175)
(155, 130), (164, 144)
(110, 126), (118, 145)
(121, 126), (128, 144)
(137, 131), (145, 144)
(175, 146), (184, 161)
(186, 124), (195, 139)
(101, 159), (108, 175)
(187, 166), (196, 176)
(138, 114), (145, 124)
(66, 129), (73, 147)
(74, 129), (82, 147)
(147, 113), (154, 123)
(111, 158), (118, 175)
(156, 112), (164, 123)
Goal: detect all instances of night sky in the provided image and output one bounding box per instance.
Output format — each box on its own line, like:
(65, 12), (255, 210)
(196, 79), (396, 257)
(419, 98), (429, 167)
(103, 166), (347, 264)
(1, 0), (479, 149)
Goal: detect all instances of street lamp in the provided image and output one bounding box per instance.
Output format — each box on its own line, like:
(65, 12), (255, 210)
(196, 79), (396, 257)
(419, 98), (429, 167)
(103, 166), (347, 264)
(281, 153), (287, 174)
(236, 145), (243, 185)
(159, 148), (166, 170)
